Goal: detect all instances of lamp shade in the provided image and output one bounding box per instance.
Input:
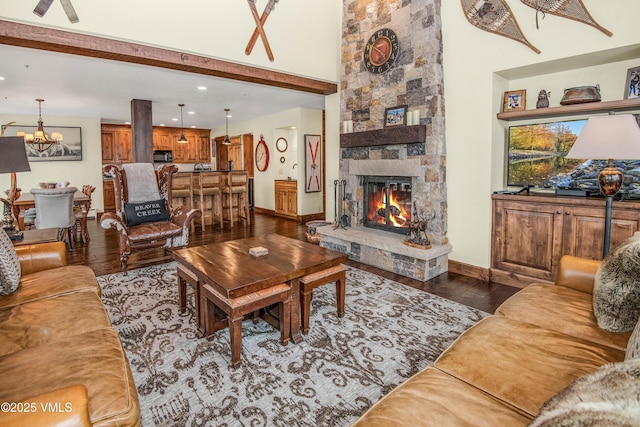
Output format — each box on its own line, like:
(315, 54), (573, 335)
(566, 114), (640, 160)
(0, 136), (31, 174)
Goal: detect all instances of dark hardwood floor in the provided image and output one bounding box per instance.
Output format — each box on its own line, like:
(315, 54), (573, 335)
(67, 213), (519, 313)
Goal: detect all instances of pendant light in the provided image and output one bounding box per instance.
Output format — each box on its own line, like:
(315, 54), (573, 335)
(18, 99), (63, 152)
(222, 108), (231, 145)
(178, 103), (188, 144)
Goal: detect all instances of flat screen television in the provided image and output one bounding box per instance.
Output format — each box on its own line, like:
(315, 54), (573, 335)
(506, 117), (640, 194)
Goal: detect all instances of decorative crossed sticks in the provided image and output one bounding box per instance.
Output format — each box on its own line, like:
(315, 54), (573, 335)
(246, 0), (278, 62)
(33, 0), (79, 23)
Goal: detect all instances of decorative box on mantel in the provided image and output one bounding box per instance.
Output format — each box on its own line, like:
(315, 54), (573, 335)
(340, 124), (426, 148)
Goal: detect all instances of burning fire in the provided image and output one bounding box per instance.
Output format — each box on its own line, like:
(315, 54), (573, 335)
(375, 188), (409, 227)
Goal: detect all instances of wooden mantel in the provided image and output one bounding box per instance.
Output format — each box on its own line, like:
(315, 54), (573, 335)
(340, 125), (426, 148)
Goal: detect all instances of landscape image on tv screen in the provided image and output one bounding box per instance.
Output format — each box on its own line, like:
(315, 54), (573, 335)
(507, 117), (640, 195)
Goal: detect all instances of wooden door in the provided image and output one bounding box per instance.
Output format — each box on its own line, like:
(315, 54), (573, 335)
(492, 199), (564, 282)
(101, 131), (115, 163)
(115, 130), (132, 163)
(197, 135), (211, 162)
(103, 179), (115, 212)
(243, 134), (254, 177)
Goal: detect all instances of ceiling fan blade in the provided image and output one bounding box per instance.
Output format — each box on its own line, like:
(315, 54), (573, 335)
(33, 0), (54, 18)
(60, 0), (79, 23)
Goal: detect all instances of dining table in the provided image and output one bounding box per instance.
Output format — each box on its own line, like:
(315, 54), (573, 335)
(12, 191), (90, 232)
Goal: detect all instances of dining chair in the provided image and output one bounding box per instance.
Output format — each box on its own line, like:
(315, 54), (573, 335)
(30, 186), (78, 249)
(74, 184), (95, 243)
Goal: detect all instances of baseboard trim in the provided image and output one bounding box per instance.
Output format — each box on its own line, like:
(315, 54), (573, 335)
(448, 260), (490, 283)
(489, 268), (553, 289)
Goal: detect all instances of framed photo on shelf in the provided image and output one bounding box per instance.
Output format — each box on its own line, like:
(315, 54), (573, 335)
(503, 90), (526, 112)
(2, 125), (82, 161)
(624, 66), (640, 100)
(384, 105), (408, 127)
(304, 134), (322, 193)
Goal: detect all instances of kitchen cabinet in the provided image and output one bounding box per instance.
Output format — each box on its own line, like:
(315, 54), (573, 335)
(102, 125), (210, 164)
(103, 179), (115, 213)
(275, 180), (298, 219)
(101, 125), (132, 164)
(491, 193), (640, 287)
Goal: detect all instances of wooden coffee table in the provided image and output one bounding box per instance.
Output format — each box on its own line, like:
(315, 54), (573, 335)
(12, 228), (59, 247)
(172, 234), (348, 344)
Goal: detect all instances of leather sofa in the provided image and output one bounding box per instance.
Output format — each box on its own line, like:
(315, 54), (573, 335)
(0, 242), (140, 427)
(352, 255), (632, 426)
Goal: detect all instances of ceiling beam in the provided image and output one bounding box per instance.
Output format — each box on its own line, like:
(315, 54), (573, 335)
(0, 19), (338, 96)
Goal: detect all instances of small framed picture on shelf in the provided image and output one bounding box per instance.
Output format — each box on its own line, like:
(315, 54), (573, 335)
(624, 66), (640, 100)
(384, 105), (408, 127)
(503, 90), (526, 112)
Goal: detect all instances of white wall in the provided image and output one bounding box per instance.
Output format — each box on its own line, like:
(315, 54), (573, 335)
(442, 0), (640, 268)
(0, 114), (104, 210)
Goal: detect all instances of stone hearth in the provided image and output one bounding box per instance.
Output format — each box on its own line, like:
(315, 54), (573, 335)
(319, 225), (451, 282)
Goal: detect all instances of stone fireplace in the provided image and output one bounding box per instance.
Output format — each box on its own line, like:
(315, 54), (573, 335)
(318, 0), (451, 281)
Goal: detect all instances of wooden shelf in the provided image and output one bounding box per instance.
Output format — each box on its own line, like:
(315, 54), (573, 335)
(496, 98), (640, 121)
(339, 125), (426, 148)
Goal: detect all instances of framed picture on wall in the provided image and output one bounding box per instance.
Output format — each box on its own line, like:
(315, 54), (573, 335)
(384, 105), (408, 127)
(305, 134), (322, 193)
(2, 125), (82, 161)
(624, 66), (640, 100)
(503, 90), (526, 112)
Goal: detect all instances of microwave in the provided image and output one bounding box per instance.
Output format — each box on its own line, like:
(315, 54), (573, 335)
(153, 150), (173, 163)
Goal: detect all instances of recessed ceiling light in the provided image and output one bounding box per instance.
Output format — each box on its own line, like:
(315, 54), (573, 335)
(291, 126), (297, 130)
(159, 124), (166, 127)
(124, 121), (131, 125)
(0, 77), (5, 81)
(191, 125), (196, 128)
(197, 86), (207, 91)
(188, 111), (195, 115)
(172, 118), (178, 121)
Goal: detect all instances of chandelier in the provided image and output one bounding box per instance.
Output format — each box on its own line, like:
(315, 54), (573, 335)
(17, 99), (63, 153)
(222, 108), (231, 145)
(178, 103), (188, 144)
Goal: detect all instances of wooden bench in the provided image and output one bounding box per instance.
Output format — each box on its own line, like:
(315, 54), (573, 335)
(202, 282), (291, 368)
(300, 264), (346, 334)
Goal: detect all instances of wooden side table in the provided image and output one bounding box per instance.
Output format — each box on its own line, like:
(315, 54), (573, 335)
(12, 228), (59, 246)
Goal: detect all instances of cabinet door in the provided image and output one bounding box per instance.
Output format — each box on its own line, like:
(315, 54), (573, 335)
(115, 131), (132, 163)
(153, 132), (172, 150)
(103, 180), (115, 212)
(492, 200), (563, 281)
(286, 188), (298, 216)
(197, 135), (211, 162)
(564, 205), (640, 260)
(101, 132), (115, 163)
(227, 144), (243, 170)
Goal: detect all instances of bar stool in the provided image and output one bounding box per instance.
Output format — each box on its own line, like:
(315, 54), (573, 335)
(222, 171), (250, 228)
(202, 282), (291, 368)
(300, 264), (347, 334)
(193, 172), (223, 232)
(171, 173), (195, 231)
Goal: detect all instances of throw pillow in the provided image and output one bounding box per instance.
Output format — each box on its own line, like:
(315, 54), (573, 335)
(529, 359), (640, 427)
(0, 228), (21, 295)
(123, 199), (170, 227)
(626, 318), (640, 361)
(593, 238), (640, 332)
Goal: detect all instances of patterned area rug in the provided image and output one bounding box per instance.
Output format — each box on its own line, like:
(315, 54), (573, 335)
(97, 262), (488, 427)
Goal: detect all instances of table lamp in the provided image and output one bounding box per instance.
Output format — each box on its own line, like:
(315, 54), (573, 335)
(0, 136), (31, 235)
(566, 113), (640, 257)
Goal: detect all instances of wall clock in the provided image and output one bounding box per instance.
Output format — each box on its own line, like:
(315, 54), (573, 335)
(276, 137), (288, 152)
(255, 135), (269, 172)
(363, 28), (399, 74)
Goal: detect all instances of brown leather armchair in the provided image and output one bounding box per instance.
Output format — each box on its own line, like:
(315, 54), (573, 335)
(101, 163), (201, 274)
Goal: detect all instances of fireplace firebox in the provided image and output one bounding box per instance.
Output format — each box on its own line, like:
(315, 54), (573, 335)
(363, 176), (412, 234)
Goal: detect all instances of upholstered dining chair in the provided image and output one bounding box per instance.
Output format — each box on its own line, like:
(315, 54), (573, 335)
(101, 163), (201, 274)
(30, 186), (77, 248)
